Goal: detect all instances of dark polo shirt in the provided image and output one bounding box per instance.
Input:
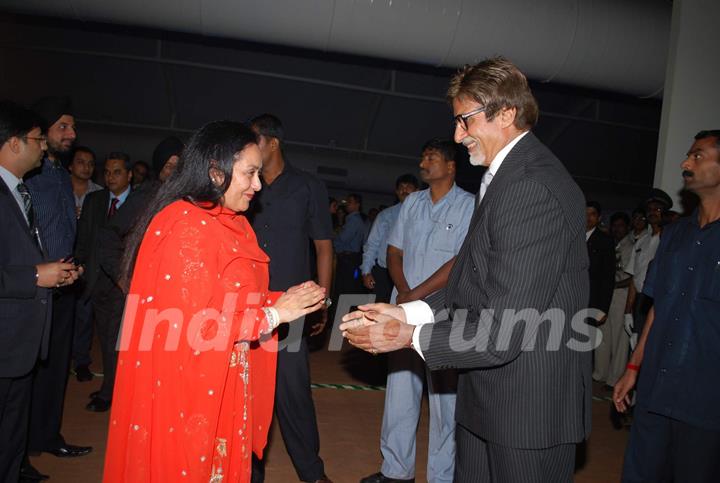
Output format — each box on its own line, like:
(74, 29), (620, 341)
(247, 162), (333, 291)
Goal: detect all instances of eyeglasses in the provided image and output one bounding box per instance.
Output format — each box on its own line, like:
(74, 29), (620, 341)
(24, 135), (47, 146)
(453, 106), (486, 130)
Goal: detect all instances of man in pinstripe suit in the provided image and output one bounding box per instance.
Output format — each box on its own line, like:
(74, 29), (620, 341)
(343, 58), (592, 482)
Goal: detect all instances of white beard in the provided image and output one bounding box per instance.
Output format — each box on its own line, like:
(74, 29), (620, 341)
(469, 152), (486, 166)
(462, 136), (487, 166)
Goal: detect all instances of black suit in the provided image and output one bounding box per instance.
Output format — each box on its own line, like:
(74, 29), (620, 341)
(75, 190), (111, 299)
(0, 177), (51, 481)
(418, 133), (591, 482)
(586, 228), (616, 317)
(74, 187), (148, 402)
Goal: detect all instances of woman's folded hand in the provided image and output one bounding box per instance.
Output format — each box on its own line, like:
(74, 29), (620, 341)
(274, 281), (326, 323)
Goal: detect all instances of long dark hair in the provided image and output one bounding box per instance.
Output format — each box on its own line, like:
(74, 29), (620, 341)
(119, 120), (257, 290)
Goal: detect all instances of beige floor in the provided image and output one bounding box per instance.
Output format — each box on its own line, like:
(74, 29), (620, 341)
(30, 342), (629, 482)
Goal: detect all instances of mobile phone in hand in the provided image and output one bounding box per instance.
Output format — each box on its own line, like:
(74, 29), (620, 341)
(61, 255), (78, 268)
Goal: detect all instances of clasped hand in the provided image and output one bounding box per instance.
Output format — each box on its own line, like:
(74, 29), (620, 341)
(339, 303), (415, 354)
(36, 260), (84, 288)
(273, 281), (326, 324)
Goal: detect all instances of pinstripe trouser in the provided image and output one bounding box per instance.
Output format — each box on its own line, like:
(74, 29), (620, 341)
(454, 424), (574, 483)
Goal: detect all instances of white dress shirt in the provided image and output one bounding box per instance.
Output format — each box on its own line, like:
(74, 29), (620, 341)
(624, 230), (661, 293)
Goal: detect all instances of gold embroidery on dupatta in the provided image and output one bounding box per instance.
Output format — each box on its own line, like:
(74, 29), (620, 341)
(209, 437), (227, 482)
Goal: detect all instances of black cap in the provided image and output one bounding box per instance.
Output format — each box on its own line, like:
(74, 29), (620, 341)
(151, 136), (184, 173)
(31, 96), (73, 127)
(646, 188), (673, 210)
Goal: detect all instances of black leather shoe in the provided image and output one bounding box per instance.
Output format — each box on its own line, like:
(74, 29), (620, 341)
(86, 396), (111, 412)
(75, 365), (94, 382)
(19, 463), (49, 480)
(360, 472), (414, 483)
(44, 443), (93, 457)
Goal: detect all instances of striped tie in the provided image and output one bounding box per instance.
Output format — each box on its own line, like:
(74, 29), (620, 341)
(16, 182), (41, 248)
(16, 182), (34, 227)
(108, 197), (119, 218)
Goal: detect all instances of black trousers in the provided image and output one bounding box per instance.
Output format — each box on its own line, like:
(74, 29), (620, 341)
(622, 407), (720, 482)
(333, 252), (364, 300)
(371, 264), (393, 303)
(28, 288), (75, 451)
(92, 274), (126, 402)
(253, 333), (324, 482)
(0, 372), (33, 482)
(72, 295), (94, 368)
(454, 424), (575, 483)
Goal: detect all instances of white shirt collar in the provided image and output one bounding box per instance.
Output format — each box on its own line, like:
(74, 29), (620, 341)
(485, 130), (529, 180)
(586, 226), (597, 241)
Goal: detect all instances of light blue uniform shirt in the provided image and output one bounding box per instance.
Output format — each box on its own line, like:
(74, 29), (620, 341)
(361, 203), (402, 274)
(387, 183), (474, 302)
(333, 211), (365, 253)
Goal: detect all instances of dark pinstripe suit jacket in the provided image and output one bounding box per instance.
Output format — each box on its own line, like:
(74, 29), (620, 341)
(419, 132), (592, 449)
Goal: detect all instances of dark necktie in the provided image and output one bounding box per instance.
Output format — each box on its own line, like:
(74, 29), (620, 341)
(16, 182), (41, 248)
(108, 197), (119, 218)
(16, 182), (34, 227)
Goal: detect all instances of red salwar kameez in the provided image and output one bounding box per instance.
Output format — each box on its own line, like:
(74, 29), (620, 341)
(104, 200), (281, 482)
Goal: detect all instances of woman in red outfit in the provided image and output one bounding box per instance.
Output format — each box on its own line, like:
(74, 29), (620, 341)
(104, 121), (325, 482)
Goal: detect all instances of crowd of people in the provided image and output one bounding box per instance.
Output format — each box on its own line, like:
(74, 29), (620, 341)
(0, 56), (717, 483)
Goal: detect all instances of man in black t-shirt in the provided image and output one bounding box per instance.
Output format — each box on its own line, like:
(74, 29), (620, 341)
(248, 114), (334, 483)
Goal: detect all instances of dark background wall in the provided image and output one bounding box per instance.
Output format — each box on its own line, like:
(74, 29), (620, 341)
(0, 13), (662, 213)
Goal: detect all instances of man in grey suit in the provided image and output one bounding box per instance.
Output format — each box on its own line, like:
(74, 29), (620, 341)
(342, 58), (592, 482)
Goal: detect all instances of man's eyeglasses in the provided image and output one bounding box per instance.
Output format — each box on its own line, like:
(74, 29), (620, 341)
(24, 135), (47, 146)
(453, 106), (486, 130)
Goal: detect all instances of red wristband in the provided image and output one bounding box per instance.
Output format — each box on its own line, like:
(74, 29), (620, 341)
(626, 363), (640, 372)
